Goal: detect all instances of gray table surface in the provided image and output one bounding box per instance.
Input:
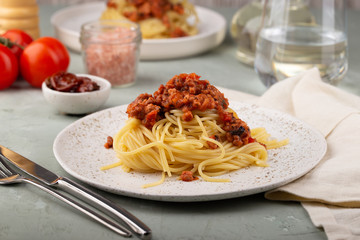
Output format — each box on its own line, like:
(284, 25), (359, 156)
(1, 3), (359, 240)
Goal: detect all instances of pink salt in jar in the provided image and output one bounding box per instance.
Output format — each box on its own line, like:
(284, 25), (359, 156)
(80, 20), (141, 87)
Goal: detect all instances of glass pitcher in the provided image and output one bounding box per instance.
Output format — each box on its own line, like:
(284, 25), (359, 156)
(254, 0), (348, 87)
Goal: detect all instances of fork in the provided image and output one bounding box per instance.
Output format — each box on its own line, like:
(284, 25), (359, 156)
(0, 155), (132, 238)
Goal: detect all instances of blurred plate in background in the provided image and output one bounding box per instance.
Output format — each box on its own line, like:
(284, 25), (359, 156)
(51, 2), (226, 60)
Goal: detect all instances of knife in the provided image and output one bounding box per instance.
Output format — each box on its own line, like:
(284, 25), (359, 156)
(0, 153), (132, 238)
(0, 145), (152, 240)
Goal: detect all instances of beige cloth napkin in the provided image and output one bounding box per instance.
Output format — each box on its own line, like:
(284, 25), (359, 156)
(219, 68), (360, 240)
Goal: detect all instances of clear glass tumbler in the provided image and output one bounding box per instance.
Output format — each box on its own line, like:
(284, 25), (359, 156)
(254, 0), (348, 87)
(230, 0), (265, 66)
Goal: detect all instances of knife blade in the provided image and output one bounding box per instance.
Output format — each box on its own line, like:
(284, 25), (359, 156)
(0, 145), (152, 240)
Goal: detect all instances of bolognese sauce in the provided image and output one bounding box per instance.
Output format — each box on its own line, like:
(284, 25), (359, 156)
(180, 171), (198, 182)
(104, 136), (114, 149)
(108, 0), (188, 37)
(127, 73), (253, 147)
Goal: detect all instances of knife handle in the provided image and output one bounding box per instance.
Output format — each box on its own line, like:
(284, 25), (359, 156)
(57, 177), (152, 240)
(23, 177), (132, 238)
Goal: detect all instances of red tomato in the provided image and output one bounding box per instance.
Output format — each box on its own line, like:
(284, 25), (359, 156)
(1, 29), (33, 59)
(0, 44), (18, 90)
(20, 37), (70, 88)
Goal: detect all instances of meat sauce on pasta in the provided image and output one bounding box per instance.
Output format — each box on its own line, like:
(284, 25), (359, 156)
(101, 0), (198, 39)
(102, 73), (289, 188)
(127, 73), (253, 147)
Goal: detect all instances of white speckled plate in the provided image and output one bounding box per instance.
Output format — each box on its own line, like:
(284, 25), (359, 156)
(51, 2), (226, 60)
(53, 102), (327, 202)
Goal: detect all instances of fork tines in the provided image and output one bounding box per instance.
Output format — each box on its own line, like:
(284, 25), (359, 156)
(0, 154), (16, 176)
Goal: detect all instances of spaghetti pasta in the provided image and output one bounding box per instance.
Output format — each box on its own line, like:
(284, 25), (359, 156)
(102, 73), (288, 188)
(100, 0), (198, 39)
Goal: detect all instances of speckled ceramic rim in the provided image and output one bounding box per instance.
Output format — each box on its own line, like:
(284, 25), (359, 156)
(53, 102), (327, 202)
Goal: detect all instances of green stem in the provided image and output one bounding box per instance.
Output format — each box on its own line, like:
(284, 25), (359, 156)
(0, 37), (24, 50)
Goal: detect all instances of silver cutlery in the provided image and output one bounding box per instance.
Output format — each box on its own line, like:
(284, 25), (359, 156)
(0, 145), (152, 240)
(0, 153), (132, 238)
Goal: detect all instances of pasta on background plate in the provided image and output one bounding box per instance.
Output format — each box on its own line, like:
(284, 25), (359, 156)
(102, 73), (288, 188)
(101, 0), (198, 39)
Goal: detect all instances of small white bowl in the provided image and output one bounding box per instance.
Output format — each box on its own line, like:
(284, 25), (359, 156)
(42, 73), (111, 114)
